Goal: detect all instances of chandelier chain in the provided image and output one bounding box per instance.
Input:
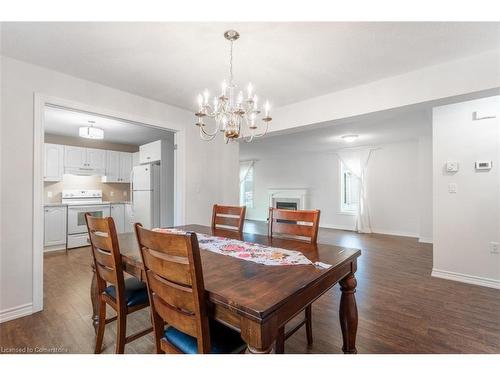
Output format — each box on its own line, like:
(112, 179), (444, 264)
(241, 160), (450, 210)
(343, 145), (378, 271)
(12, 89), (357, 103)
(229, 40), (234, 85)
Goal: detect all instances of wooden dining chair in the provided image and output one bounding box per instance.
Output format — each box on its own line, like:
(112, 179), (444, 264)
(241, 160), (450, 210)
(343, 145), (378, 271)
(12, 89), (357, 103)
(85, 214), (152, 354)
(135, 224), (247, 354)
(211, 204), (246, 232)
(268, 207), (321, 353)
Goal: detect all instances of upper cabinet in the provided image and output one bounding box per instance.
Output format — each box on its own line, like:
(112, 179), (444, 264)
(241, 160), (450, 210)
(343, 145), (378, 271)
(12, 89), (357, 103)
(139, 140), (161, 164)
(44, 143), (64, 182)
(64, 146), (105, 173)
(102, 150), (133, 183)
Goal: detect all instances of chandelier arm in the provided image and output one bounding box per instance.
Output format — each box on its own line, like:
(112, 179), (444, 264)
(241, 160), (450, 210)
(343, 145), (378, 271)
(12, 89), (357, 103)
(199, 126), (217, 141)
(199, 120), (220, 137)
(250, 121), (270, 138)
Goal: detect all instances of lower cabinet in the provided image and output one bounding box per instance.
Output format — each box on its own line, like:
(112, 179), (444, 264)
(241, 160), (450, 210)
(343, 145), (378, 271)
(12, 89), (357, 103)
(124, 203), (134, 233)
(44, 205), (67, 251)
(110, 203), (125, 233)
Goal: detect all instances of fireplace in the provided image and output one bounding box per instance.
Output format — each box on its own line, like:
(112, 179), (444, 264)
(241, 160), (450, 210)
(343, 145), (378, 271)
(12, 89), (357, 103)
(267, 188), (308, 222)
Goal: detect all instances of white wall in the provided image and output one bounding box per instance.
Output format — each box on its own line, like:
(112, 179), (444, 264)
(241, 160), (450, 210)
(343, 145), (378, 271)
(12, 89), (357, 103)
(0, 56), (239, 319)
(247, 139), (431, 238)
(432, 95), (500, 288)
(270, 50), (500, 135)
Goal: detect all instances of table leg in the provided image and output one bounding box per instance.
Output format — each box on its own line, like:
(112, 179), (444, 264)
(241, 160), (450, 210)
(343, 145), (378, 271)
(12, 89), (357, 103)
(90, 263), (99, 334)
(339, 273), (358, 354)
(241, 318), (277, 354)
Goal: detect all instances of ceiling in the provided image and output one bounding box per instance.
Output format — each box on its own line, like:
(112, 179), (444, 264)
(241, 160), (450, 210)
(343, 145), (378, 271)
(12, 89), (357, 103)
(2, 22), (499, 110)
(239, 108), (431, 160)
(44, 106), (173, 145)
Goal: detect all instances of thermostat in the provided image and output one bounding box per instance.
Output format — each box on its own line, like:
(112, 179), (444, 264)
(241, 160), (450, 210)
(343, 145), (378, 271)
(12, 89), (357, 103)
(446, 161), (459, 173)
(475, 161), (492, 170)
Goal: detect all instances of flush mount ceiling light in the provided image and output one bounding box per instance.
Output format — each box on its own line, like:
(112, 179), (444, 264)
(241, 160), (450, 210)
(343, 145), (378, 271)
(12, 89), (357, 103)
(341, 134), (359, 143)
(194, 30), (272, 143)
(79, 120), (104, 139)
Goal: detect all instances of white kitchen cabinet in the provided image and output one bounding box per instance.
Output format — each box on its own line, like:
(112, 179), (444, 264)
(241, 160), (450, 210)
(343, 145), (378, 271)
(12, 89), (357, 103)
(110, 203), (125, 233)
(124, 203), (134, 233)
(64, 146), (105, 172)
(139, 140), (161, 164)
(64, 146), (87, 169)
(102, 151), (132, 183)
(86, 148), (106, 170)
(44, 205), (67, 251)
(119, 152), (132, 183)
(44, 143), (64, 182)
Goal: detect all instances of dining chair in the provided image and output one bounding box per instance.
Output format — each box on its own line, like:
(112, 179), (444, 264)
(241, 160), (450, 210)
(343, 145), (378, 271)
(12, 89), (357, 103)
(134, 223), (247, 354)
(85, 213), (152, 354)
(211, 204), (246, 232)
(268, 207), (321, 353)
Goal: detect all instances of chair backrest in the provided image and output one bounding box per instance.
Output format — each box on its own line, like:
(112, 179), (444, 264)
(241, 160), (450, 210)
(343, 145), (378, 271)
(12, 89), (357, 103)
(85, 214), (126, 303)
(211, 204), (246, 232)
(268, 208), (321, 244)
(134, 224), (210, 353)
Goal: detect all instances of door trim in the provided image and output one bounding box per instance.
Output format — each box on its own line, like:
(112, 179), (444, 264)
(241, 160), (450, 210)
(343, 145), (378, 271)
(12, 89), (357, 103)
(33, 93), (187, 313)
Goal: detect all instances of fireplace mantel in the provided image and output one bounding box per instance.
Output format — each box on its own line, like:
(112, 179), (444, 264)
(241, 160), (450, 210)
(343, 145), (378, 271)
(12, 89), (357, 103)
(268, 188), (308, 210)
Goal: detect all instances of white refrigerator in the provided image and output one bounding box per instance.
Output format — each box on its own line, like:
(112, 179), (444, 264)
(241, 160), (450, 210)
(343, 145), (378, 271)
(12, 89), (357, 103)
(130, 164), (160, 229)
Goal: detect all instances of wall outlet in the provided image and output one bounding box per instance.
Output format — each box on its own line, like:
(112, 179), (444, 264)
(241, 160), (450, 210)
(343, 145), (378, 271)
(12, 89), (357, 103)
(110, 191), (115, 197)
(123, 191), (127, 197)
(47, 191), (53, 198)
(490, 242), (499, 254)
(446, 161), (459, 173)
(448, 183), (457, 193)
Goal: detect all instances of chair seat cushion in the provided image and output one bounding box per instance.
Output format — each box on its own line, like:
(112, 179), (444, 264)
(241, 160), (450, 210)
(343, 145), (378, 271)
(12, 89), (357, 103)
(104, 277), (149, 307)
(164, 319), (246, 354)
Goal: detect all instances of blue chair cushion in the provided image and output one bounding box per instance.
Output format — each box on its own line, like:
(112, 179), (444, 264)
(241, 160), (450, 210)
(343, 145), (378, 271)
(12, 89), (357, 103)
(164, 319), (247, 354)
(104, 277), (149, 307)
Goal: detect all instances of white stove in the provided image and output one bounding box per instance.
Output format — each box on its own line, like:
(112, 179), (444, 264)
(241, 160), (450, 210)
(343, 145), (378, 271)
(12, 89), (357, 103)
(63, 189), (111, 248)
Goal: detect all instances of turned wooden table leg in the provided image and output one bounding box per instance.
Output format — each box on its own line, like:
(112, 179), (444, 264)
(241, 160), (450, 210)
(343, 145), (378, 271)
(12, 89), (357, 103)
(90, 263), (99, 334)
(246, 344), (275, 354)
(339, 273), (358, 354)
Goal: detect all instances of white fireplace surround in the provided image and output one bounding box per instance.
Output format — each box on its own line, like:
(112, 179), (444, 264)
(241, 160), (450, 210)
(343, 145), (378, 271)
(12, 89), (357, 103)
(268, 188), (308, 210)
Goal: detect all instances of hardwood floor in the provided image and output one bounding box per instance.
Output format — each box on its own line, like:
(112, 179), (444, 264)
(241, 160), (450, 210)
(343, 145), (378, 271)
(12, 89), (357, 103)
(1, 221), (499, 354)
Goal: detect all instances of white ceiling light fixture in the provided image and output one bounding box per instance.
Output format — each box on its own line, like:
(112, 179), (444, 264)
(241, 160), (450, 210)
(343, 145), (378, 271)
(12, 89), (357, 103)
(194, 30), (272, 143)
(341, 134), (359, 143)
(79, 120), (104, 140)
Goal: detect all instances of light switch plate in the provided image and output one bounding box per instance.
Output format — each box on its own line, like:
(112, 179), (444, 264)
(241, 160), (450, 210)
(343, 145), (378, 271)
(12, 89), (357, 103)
(110, 191), (115, 197)
(47, 191), (53, 198)
(448, 183), (457, 193)
(123, 191), (127, 196)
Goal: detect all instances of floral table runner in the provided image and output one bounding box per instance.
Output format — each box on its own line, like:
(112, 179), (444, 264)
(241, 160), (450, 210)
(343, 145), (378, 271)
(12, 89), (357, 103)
(152, 228), (330, 268)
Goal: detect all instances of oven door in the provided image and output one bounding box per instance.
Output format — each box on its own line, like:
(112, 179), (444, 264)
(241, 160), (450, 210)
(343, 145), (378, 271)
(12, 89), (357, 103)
(67, 205), (111, 234)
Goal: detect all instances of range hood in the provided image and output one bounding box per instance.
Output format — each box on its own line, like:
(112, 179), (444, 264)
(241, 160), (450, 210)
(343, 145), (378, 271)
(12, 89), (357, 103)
(64, 167), (105, 176)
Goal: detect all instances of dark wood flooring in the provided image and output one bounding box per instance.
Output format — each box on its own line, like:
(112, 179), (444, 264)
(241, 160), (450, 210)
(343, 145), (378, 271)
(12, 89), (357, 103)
(1, 220), (499, 354)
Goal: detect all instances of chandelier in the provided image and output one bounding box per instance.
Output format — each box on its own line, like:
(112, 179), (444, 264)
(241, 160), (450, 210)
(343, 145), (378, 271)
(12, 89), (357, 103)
(194, 30), (272, 143)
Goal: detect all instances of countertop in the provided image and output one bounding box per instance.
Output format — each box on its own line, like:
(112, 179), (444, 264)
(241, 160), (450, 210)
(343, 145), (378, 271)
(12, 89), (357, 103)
(44, 201), (131, 207)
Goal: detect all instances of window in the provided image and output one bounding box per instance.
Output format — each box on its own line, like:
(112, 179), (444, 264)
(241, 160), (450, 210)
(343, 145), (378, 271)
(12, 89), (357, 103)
(240, 162), (254, 208)
(340, 162), (360, 213)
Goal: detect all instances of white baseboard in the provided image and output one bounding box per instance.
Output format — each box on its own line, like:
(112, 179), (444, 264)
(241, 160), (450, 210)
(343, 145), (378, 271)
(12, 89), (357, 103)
(418, 237), (433, 244)
(431, 269), (500, 290)
(370, 228), (419, 238)
(0, 303), (33, 323)
(320, 223), (355, 231)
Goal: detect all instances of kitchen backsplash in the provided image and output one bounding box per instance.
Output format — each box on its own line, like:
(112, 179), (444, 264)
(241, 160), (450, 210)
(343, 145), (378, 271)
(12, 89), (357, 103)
(44, 175), (131, 203)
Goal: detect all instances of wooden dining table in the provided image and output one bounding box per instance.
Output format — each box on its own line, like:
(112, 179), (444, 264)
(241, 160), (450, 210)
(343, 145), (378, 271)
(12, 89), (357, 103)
(90, 224), (361, 354)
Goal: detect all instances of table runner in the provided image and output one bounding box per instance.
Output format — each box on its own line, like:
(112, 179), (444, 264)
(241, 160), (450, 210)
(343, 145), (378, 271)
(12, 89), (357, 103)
(153, 228), (330, 268)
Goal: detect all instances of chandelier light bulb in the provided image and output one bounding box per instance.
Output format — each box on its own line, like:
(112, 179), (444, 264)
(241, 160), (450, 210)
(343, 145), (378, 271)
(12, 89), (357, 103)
(253, 95), (258, 109)
(264, 101), (270, 116)
(237, 91), (243, 105)
(247, 83), (253, 99)
(203, 89), (209, 105)
(221, 80), (227, 95)
(197, 94), (203, 108)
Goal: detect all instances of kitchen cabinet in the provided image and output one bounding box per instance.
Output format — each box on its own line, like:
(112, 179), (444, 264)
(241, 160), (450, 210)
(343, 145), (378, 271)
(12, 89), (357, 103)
(86, 148), (106, 170)
(44, 205), (67, 251)
(124, 203), (134, 233)
(44, 143), (64, 182)
(102, 151), (132, 183)
(64, 146), (87, 169)
(64, 146), (105, 172)
(110, 203), (125, 233)
(132, 151), (140, 167)
(139, 140), (161, 164)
